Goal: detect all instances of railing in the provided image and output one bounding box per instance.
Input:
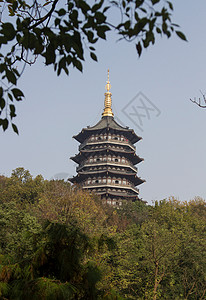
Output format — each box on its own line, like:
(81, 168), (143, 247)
(76, 160), (137, 172)
(79, 137), (136, 151)
(82, 182), (139, 194)
(78, 168), (136, 175)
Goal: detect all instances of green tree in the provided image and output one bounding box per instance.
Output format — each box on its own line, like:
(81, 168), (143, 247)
(0, 0), (186, 133)
(0, 174), (119, 299)
(0, 167), (44, 204)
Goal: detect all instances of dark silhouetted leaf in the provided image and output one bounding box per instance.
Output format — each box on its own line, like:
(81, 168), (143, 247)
(11, 88), (24, 101)
(12, 123), (19, 134)
(136, 42), (142, 56)
(90, 52), (97, 61)
(6, 70), (16, 84)
(176, 31), (187, 41)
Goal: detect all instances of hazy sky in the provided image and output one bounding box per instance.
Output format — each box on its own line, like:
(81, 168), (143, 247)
(1, 0), (206, 204)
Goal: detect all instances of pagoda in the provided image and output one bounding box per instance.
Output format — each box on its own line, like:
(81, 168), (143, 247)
(69, 70), (145, 205)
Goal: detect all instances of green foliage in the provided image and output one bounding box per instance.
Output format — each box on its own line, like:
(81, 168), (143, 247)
(0, 169), (205, 299)
(0, 0), (185, 133)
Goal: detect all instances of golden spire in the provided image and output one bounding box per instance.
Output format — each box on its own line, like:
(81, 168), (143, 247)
(102, 69), (114, 117)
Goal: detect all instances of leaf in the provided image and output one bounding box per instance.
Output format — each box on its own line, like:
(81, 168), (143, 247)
(97, 25), (110, 39)
(92, 0), (104, 13)
(6, 70), (16, 84)
(57, 9), (66, 16)
(90, 52), (97, 61)
(0, 87), (3, 98)
(1, 23), (16, 41)
(156, 27), (161, 34)
(1, 118), (8, 131)
(176, 31), (187, 41)
(8, 93), (13, 101)
(95, 12), (106, 24)
(79, 0), (91, 13)
(9, 104), (16, 118)
(167, 1), (173, 10)
(12, 123), (19, 134)
(44, 44), (56, 65)
(54, 18), (61, 27)
(136, 42), (142, 57)
(0, 97), (5, 109)
(73, 59), (83, 72)
(11, 88), (24, 101)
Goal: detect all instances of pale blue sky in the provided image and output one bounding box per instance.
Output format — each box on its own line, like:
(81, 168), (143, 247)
(1, 1), (206, 204)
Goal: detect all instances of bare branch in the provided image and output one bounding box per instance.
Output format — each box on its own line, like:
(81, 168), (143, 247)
(190, 90), (206, 108)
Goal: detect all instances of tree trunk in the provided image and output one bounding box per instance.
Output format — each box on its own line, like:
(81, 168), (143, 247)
(153, 262), (159, 300)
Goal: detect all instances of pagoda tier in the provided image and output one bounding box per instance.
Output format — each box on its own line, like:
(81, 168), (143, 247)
(73, 116), (141, 144)
(70, 169), (145, 186)
(70, 147), (143, 165)
(69, 70), (145, 206)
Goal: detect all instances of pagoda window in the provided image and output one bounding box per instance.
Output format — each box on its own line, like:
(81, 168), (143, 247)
(114, 136), (118, 140)
(115, 180), (119, 184)
(91, 135), (94, 141)
(115, 158), (118, 162)
(95, 179), (99, 184)
(88, 178), (91, 184)
(102, 178), (106, 183)
(108, 177), (111, 183)
(123, 179), (126, 185)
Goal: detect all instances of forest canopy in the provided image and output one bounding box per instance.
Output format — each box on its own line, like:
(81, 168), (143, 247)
(0, 168), (205, 299)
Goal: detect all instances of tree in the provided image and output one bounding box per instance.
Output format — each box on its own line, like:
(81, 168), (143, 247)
(0, 0), (186, 133)
(0, 167), (44, 204)
(0, 173), (119, 299)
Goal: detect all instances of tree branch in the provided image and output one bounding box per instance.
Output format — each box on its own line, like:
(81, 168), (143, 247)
(28, 0), (59, 30)
(190, 90), (206, 108)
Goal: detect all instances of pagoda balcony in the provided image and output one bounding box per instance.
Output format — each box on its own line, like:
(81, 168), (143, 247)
(82, 182), (139, 194)
(78, 168), (137, 175)
(79, 137), (136, 151)
(76, 160), (137, 172)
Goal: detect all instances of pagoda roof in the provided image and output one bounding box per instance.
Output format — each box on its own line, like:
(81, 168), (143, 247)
(70, 148), (143, 165)
(73, 116), (141, 144)
(70, 169), (145, 186)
